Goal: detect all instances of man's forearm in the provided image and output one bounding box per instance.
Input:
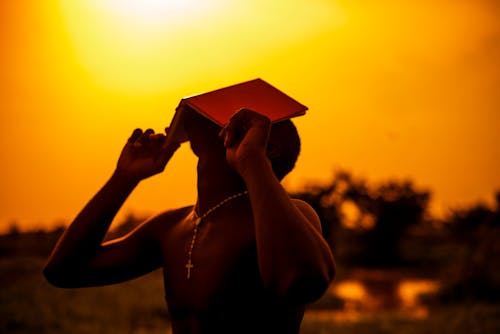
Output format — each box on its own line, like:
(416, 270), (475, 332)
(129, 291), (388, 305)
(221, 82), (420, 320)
(45, 170), (139, 270)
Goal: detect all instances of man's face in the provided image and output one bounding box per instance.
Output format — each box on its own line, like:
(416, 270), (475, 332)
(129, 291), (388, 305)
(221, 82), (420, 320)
(183, 108), (224, 157)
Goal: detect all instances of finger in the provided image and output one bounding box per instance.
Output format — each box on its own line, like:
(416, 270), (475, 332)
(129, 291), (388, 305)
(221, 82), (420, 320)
(144, 128), (155, 136)
(231, 107), (250, 119)
(150, 133), (165, 142)
(223, 110), (250, 147)
(234, 108), (270, 125)
(128, 128), (143, 144)
(161, 127), (178, 149)
(230, 107), (262, 123)
(218, 125), (225, 138)
(221, 122), (237, 148)
(222, 109), (244, 146)
(139, 128), (155, 144)
(152, 134), (167, 151)
(218, 124), (230, 145)
(157, 143), (180, 167)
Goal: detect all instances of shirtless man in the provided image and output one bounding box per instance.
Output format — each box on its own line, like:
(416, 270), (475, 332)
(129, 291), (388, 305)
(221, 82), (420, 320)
(44, 108), (335, 333)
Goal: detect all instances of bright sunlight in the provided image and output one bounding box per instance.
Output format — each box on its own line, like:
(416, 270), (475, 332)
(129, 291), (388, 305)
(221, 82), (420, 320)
(97, 0), (223, 27)
(58, 0), (344, 94)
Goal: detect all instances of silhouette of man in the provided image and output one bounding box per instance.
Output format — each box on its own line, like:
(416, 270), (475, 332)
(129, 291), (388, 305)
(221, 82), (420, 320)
(44, 108), (335, 333)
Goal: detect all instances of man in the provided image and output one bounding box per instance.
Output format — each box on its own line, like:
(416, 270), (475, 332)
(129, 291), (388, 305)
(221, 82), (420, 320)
(44, 108), (335, 333)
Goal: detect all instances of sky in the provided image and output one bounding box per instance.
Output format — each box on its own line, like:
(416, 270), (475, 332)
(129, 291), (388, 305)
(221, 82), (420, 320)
(1, 0), (499, 232)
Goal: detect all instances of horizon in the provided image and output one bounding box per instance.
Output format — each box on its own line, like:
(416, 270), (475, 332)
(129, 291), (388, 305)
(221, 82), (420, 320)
(3, 174), (499, 235)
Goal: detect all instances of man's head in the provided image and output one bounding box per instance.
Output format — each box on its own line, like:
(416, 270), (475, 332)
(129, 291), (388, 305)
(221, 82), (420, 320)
(184, 108), (301, 180)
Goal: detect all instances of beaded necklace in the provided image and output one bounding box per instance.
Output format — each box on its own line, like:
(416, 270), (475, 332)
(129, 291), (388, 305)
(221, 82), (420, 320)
(185, 190), (249, 279)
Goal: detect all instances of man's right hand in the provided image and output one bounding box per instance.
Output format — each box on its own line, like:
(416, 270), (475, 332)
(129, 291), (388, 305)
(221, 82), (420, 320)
(116, 128), (180, 181)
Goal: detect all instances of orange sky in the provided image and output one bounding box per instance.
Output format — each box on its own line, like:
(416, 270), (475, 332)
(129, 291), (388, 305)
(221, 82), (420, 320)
(1, 0), (499, 232)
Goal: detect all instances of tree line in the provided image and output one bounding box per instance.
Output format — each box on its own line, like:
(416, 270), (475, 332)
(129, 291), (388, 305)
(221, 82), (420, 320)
(291, 170), (500, 302)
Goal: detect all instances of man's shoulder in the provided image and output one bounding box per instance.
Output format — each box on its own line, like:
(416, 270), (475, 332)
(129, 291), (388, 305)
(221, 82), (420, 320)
(290, 198), (314, 212)
(143, 205), (194, 232)
(290, 198), (321, 230)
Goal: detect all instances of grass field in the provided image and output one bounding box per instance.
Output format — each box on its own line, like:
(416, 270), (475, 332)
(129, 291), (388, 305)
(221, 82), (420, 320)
(1, 256), (169, 333)
(2, 255), (500, 334)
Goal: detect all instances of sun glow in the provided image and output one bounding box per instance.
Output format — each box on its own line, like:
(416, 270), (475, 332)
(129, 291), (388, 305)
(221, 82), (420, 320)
(98, 0), (220, 27)
(57, 0), (345, 94)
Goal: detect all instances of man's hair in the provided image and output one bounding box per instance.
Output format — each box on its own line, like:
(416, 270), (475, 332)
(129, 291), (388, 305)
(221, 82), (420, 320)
(267, 120), (301, 180)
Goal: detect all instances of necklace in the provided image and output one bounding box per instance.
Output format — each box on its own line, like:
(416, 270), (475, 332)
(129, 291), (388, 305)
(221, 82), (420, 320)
(185, 190), (249, 279)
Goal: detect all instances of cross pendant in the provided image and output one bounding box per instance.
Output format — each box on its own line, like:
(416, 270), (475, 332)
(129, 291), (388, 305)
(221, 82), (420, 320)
(185, 260), (194, 279)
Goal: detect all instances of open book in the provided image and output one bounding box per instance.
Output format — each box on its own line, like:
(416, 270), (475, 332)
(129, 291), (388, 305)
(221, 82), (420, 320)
(165, 78), (308, 146)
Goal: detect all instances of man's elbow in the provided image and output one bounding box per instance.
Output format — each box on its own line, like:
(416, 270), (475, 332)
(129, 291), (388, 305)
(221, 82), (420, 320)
(278, 262), (336, 304)
(43, 263), (65, 287)
(43, 263), (79, 288)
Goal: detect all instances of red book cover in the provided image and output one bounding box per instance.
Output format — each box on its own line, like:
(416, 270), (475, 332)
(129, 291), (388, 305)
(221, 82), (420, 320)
(166, 78), (308, 145)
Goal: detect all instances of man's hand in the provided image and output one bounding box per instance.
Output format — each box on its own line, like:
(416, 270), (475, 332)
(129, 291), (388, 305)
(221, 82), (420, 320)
(219, 108), (271, 177)
(116, 128), (180, 181)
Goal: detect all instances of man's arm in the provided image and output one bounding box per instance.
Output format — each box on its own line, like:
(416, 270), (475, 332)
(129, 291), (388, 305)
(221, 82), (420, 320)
(220, 109), (336, 304)
(43, 128), (179, 287)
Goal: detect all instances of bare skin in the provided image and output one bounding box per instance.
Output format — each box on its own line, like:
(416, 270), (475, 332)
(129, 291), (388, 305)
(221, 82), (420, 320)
(44, 108), (335, 333)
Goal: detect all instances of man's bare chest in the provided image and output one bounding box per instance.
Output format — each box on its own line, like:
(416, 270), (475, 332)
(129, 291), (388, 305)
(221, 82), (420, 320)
(160, 215), (261, 310)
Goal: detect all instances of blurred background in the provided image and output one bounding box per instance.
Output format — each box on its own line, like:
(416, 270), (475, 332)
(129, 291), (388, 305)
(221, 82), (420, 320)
(1, 0), (499, 333)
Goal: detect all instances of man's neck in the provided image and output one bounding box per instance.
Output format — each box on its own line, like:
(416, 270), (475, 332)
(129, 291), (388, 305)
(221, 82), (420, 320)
(195, 155), (247, 216)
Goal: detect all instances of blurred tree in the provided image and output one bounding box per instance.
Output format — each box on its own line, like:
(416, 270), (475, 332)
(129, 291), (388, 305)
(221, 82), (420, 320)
(7, 221), (20, 236)
(344, 178), (430, 267)
(438, 190), (500, 302)
(496, 190), (500, 210)
(446, 204), (493, 240)
(292, 171), (431, 268)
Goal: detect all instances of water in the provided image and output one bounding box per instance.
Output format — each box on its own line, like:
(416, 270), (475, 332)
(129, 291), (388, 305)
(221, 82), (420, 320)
(305, 269), (440, 322)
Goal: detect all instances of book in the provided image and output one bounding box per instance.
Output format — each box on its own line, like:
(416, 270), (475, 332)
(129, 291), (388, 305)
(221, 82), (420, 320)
(165, 78), (308, 146)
